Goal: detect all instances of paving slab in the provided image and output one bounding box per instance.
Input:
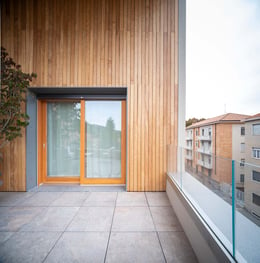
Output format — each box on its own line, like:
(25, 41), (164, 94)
(50, 192), (89, 207)
(45, 232), (109, 263)
(20, 207), (79, 232)
(150, 206), (182, 231)
(116, 192), (148, 206)
(146, 192), (171, 206)
(0, 206), (43, 231)
(106, 232), (165, 263)
(158, 231), (198, 263)
(83, 192), (117, 206)
(0, 231), (61, 263)
(112, 206), (155, 231)
(0, 192), (35, 206)
(67, 206), (114, 231)
(18, 192), (63, 206)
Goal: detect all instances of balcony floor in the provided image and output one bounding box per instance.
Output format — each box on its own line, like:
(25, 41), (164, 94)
(0, 188), (197, 263)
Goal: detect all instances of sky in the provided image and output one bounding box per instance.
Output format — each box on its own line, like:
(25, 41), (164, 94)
(186, 0), (260, 119)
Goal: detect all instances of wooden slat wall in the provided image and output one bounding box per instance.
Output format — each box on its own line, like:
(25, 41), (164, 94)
(1, 0), (178, 191)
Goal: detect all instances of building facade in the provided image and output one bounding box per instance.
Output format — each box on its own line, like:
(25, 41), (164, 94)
(0, 0), (184, 192)
(244, 114), (260, 219)
(185, 113), (249, 187)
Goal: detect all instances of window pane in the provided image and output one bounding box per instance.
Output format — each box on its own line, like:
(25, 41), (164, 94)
(252, 193), (260, 206)
(47, 102), (81, 177)
(253, 124), (260, 135)
(252, 170), (260, 182)
(85, 101), (121, 178)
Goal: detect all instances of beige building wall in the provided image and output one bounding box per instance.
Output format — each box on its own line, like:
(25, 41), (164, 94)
(232, 124), (246, 189)
(244, 119), (260, 218)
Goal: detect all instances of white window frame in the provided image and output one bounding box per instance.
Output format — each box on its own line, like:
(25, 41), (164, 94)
(252, 148), (260, 159)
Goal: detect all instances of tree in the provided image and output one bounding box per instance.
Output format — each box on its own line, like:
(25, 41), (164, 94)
(0, 47), (36, 149)
(186, 117), (205, 127)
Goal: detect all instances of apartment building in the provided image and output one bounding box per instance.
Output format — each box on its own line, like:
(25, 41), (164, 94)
(185, 113), (249, 186)
(244, 114), (260, 219)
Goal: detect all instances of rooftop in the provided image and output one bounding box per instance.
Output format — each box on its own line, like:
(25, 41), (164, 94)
(187, 113), (250, 129)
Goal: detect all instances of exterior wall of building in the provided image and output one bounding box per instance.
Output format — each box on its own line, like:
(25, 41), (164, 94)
(244, 119), (260, 218)
(232, 124), (246, 189)
(0, 0), (179, 191)
(213, 124), (232, 184)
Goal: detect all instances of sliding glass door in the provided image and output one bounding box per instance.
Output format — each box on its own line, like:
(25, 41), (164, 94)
(85, 101), (122, 179)
(38, 99), (126, 185)
(47, 102), (81, 177)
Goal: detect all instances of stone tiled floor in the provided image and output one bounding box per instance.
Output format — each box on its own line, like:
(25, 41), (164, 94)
(0, 189), (198, 263)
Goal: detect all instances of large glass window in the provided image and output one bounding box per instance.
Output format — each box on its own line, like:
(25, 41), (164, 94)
(252, 170), (260, 182)
(85, 101), (122, 179)
(47, 102), (81, 177)
(253, 124), (260, 135)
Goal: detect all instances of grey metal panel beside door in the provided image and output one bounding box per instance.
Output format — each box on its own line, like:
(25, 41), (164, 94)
(26, 90), (37, 190)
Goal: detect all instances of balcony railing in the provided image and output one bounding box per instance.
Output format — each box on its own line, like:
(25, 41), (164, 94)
(186, 134), (193, 141)
(197, 147), (212, 155)
(185, 144), (193, 150)
(167, 145), (260, 263)
(198, 135), (212, 141)
(185, 154), (193, 160)
(197, 159), (212, 169)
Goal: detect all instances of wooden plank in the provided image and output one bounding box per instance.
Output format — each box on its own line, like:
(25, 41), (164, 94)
(1, 0), (178, 191)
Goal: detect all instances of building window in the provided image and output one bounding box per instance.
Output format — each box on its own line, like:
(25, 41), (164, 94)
(240, 143), (245, 153)
(196, 130), (198, 136)
(240, 174), (245, 183)
(253, 124), (260, 135)
(240, 158), (245, 167)
(252, 148), (260, 159)
(209, 128), (212, 137)
(252, 170), (260, 182)
(241, 127), (245, 136)
(196, 141), (198, 147)
(202, 129), (204, 136)
(252, 193), (260, 206)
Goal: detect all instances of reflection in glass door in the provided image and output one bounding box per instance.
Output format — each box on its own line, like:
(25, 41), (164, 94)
(47, 102), (81, 177)
(85, 101), (122, 179)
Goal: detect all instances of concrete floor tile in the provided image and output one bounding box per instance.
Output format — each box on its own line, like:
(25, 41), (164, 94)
(116, 192), (148, 206)
(20, 207), (79, 231)
(0, 192), (35, 206)
(83, 192), (117, 206)
(146, 192), (171, 206)
(150, 206), (182, 231)
(50, 192), (89, 206)
(0, 232), (15, 245)
(67, 207), (114, 231)
(158, 231), (198, 263)
(106, 232), (165, 263)
(45, 232), (109, 263)
(0, 206), (43, 231)
(0, 231), (61, 263)
(112, 207), (155, 231)
(18, 192), (63, 206)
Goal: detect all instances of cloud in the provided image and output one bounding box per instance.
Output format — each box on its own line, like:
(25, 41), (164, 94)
(186, 0), (260, 119)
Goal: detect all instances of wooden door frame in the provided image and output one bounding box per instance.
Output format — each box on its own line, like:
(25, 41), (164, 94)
(38, 99), (126, 185)
(80, 100), (126, 185)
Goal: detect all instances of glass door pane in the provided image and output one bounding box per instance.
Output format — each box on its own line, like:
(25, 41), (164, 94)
(85, 101), (122, 178)
(47, 102), (81, 177)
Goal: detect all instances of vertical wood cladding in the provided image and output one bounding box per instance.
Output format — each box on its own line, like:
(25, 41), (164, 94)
(1, 0), (178, 191)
